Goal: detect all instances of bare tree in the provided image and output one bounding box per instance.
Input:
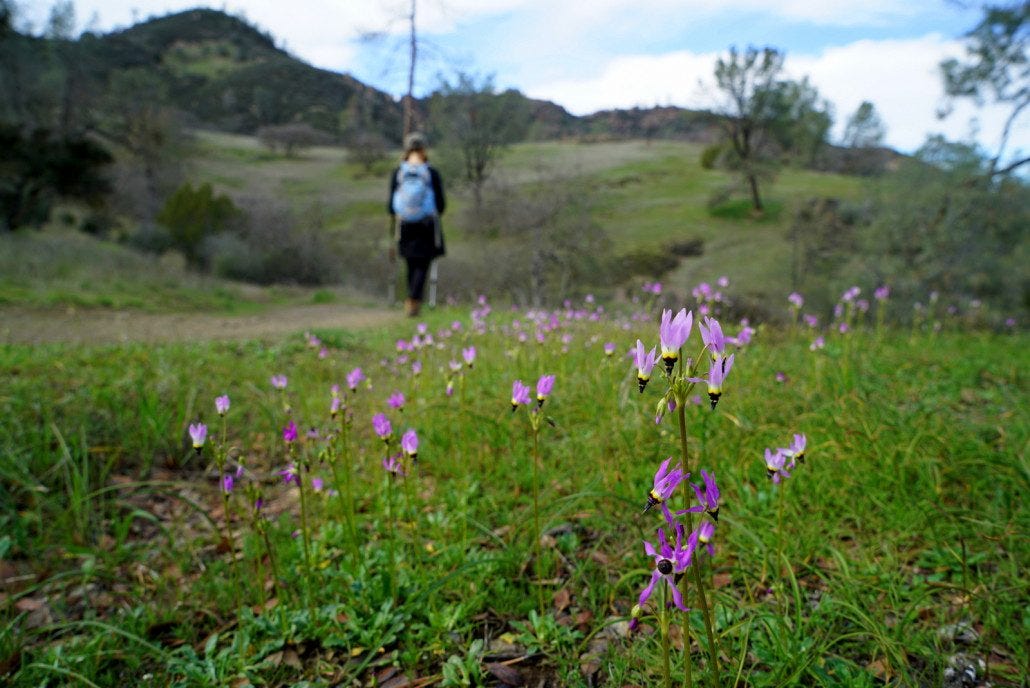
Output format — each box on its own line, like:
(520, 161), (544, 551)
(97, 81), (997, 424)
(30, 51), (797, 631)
(428, 72), (529, 214)
(712, 46), (785, 213)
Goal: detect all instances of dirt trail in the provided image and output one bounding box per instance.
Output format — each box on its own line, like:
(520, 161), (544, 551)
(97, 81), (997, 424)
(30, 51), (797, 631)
(0, 303), (403, 345)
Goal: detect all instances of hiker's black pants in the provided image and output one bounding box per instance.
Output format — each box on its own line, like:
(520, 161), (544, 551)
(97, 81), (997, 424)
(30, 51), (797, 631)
(406, 257), (431, 300)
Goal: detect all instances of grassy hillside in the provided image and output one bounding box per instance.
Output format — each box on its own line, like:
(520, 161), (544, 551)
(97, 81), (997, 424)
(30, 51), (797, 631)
(184, 133), (866, 310)
(0, 133), (870, 315)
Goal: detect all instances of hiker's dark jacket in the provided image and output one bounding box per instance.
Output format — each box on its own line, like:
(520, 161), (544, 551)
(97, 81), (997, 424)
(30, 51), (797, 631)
(388, 165), (446, 260)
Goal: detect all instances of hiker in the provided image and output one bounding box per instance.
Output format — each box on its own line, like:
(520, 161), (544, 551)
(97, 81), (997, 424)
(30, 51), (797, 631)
(388, 132), (446, 317)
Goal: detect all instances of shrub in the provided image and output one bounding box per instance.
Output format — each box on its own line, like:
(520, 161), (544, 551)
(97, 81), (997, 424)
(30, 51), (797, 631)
(156, 182), (241, 267)
(604, 247), (680, 283)
(256, 122), (333, 157)
(699, 143), (724, 170)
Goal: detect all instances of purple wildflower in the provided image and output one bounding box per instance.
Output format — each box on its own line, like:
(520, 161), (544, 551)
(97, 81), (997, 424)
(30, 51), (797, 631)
(691, 469), (721, 521)
(330, 396), (342, 418)
(734, 325), (755, 347)
(803, 314), (819, 328)
(270, 374), (287, 390)
(604, 342), (616, 357)
(282, 421), (298, 443)
(189, 422), (207, 450)
(788, 292), (804, 309)
(699, 316), (727, 359)
(775, 371), (788, 383)
(659, 308), (693, 374)
(639, 526), (693, 612)
(311, 477), (324, 492)
(221, 474), (234, 494)
(644, 457), (687, 514)
(633, 339), (659, 393)
(810, 336), (825, 351)
(382, 453), (405, 476)
(687, 521), (716, 558)
(782, 433), (807, 468)
(346, 367), (365, 391)
(412, 360), (422, 376)
(387, 391), (405, 410)
(215, 395), (230, 416)
(702, 353), (734, 409)
(401, 429), (418, 460)
(764, 448), (791, 484)
(873, 285), (890, 301)
(536, 374), (556, 406)
(278, 464), (298, 485)
(511, 379), (531, 410)
(462, 346), (476, 368)
(372, 413), (392, 441)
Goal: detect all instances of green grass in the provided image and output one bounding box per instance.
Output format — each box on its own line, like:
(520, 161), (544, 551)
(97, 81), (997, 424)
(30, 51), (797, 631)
(1, 301), (1026, 686)
(1, 134), (872, 315)
(0, 227), (277, 312)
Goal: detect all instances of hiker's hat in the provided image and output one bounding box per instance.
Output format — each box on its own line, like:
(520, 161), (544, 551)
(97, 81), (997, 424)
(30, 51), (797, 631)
(404, 131), (428, 152)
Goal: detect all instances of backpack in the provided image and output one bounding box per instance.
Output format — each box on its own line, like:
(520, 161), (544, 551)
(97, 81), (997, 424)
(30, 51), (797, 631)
(391, 162), (436, 222)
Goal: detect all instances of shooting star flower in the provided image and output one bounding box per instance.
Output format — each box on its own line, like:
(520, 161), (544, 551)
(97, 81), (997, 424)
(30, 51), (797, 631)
(638, 526), (693, 612)
(643, 457), (687, 515)
(633, 339), (658, 393)
(536, 374), (556, 407)
(372, 413), (392, 441)
(189, 423), (207, 451)
(346, 367), (365, 391)
(659, 308), (693, 374)
(282, 420), (298, 443)
(401, 429), (418, 461)
(511, 379), (531, 410)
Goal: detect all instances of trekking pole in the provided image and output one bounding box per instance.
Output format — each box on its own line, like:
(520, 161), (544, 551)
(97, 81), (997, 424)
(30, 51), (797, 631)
(387, 215), (399, 305)
(428, 260), (439, 308)
(427, 214), (441, 308)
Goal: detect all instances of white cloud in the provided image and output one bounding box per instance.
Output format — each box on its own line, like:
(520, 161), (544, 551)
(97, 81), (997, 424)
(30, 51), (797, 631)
(527, 35), (1029, 155)
(788, 35), (1026, 153)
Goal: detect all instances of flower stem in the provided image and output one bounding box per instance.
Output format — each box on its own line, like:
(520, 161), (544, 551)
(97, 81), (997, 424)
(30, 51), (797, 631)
(221, 491), (241, 614)
(675, 405), (695, 688)
(384, 450), (397, 601)
(690, 562), (719, 688)
(296, 456), (316, 621)
(531, 425), (544, 615)
(661, 585), (673, 688)
(677, 403), (720, 688)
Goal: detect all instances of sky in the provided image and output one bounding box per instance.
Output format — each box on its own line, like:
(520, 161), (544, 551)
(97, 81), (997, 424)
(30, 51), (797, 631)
(19, 0), (1029, 157)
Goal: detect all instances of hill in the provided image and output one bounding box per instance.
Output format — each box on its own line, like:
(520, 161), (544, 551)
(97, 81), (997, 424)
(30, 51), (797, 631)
(79, 8), (403, 138)
(2, 8), (729, 145)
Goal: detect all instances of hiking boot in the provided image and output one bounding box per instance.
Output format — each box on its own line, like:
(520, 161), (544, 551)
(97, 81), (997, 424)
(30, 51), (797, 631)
(405, 298), (421, 317)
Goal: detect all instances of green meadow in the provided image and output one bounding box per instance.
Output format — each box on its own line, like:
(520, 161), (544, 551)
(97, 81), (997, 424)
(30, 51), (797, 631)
(1, 299), (1026, 686)
(1, 136), (1026, 687)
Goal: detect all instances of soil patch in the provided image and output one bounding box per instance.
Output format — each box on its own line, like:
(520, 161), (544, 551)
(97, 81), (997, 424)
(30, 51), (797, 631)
(0, 303), (403, 345)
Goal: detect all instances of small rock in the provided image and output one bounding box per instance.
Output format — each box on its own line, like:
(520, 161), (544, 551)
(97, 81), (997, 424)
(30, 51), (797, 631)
(939, 621), (980, 644)
(943, 653), (985, 688)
